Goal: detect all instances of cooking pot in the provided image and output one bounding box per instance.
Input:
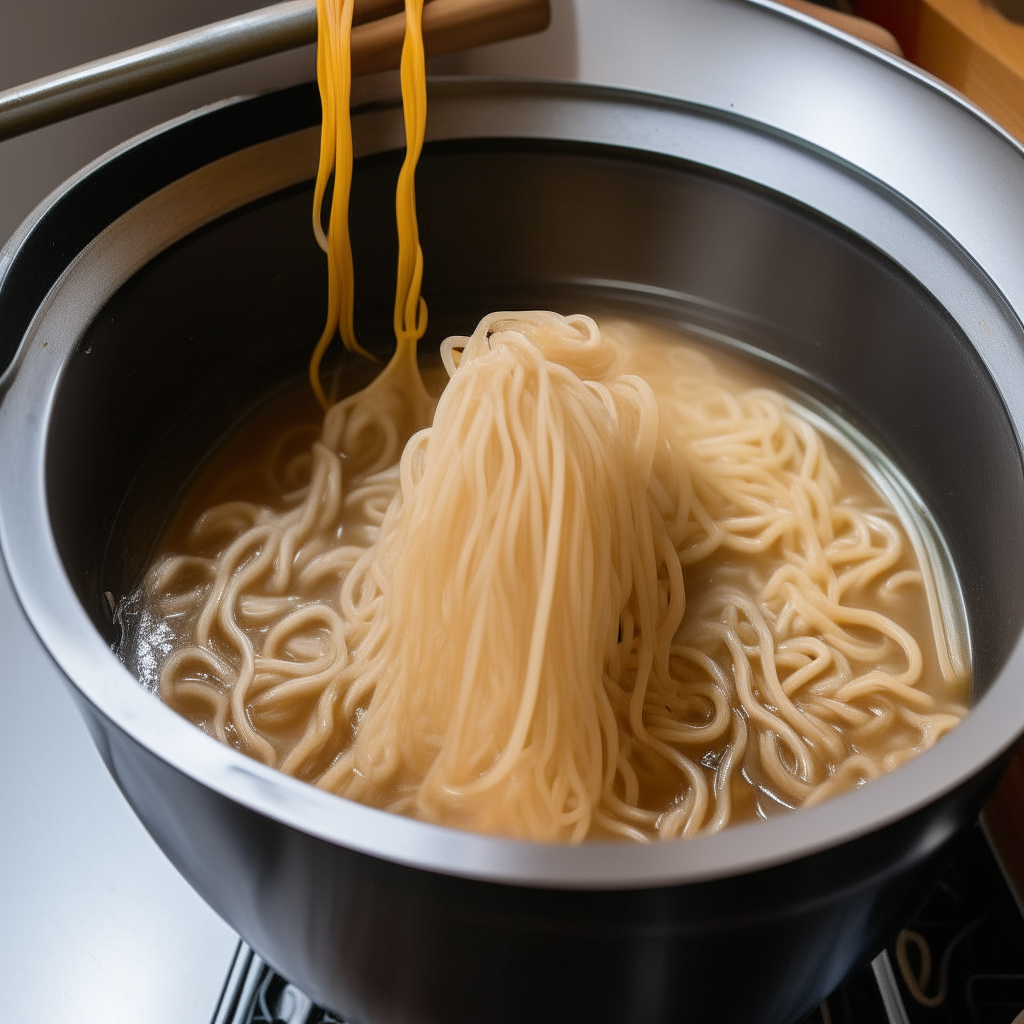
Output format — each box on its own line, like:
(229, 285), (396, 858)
(4, 8), (1024, 1023)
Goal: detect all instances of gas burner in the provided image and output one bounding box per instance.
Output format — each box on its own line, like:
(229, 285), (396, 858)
(212, 824), (1024, 1024)
(802, 824), (1024, 1024)
(212, 946), (346, 1024)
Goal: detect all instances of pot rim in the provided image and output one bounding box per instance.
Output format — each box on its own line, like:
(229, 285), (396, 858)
(4, 17), (1024, 890)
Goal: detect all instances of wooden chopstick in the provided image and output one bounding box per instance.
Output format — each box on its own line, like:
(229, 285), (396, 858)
(0, 0), (550, 143)
(354, 0), (550, 76)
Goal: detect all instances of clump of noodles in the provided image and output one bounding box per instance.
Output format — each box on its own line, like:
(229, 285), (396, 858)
(316, 312), (694, 841)
(133, 312), (968, 843)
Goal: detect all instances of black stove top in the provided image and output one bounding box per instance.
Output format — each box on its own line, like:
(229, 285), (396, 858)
(212, 823), (1024, 1024)
(808, 823), (1024, 1024)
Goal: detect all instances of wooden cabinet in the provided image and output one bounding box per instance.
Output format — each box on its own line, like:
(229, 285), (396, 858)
(858, 0), (1024, 142)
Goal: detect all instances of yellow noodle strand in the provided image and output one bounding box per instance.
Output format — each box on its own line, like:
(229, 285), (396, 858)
(309, 0), (428, 408)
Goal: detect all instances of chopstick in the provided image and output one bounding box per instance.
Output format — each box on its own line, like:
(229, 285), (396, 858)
(0, 0), (550, 143)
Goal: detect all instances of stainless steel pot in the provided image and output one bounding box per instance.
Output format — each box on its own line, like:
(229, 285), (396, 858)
(4, 7), (1024, 1022)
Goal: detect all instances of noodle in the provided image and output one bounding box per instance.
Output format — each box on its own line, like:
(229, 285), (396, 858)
(114, 0), (969, 842)
(309, 0), (428, 408)
(125, 314), (968, 842)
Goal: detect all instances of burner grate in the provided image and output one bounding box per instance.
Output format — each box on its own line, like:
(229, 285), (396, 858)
(249, 971), (344, 1024)
(802, 823), (1024, 1024)
(212, 945), (347, 1024)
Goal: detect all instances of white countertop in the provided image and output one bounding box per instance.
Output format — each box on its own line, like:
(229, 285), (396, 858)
(0, 551), (239, 1023)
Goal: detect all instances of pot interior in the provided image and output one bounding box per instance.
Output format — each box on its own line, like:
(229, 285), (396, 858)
(45, 133), (1024, 703)
(1, 76), (1023, 916)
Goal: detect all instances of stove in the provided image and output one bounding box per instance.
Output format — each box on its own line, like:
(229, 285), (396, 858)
(213, 949), (344, 1024)
(807, 823), (1024, 1024)
(204, 823), (1024, 1024)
